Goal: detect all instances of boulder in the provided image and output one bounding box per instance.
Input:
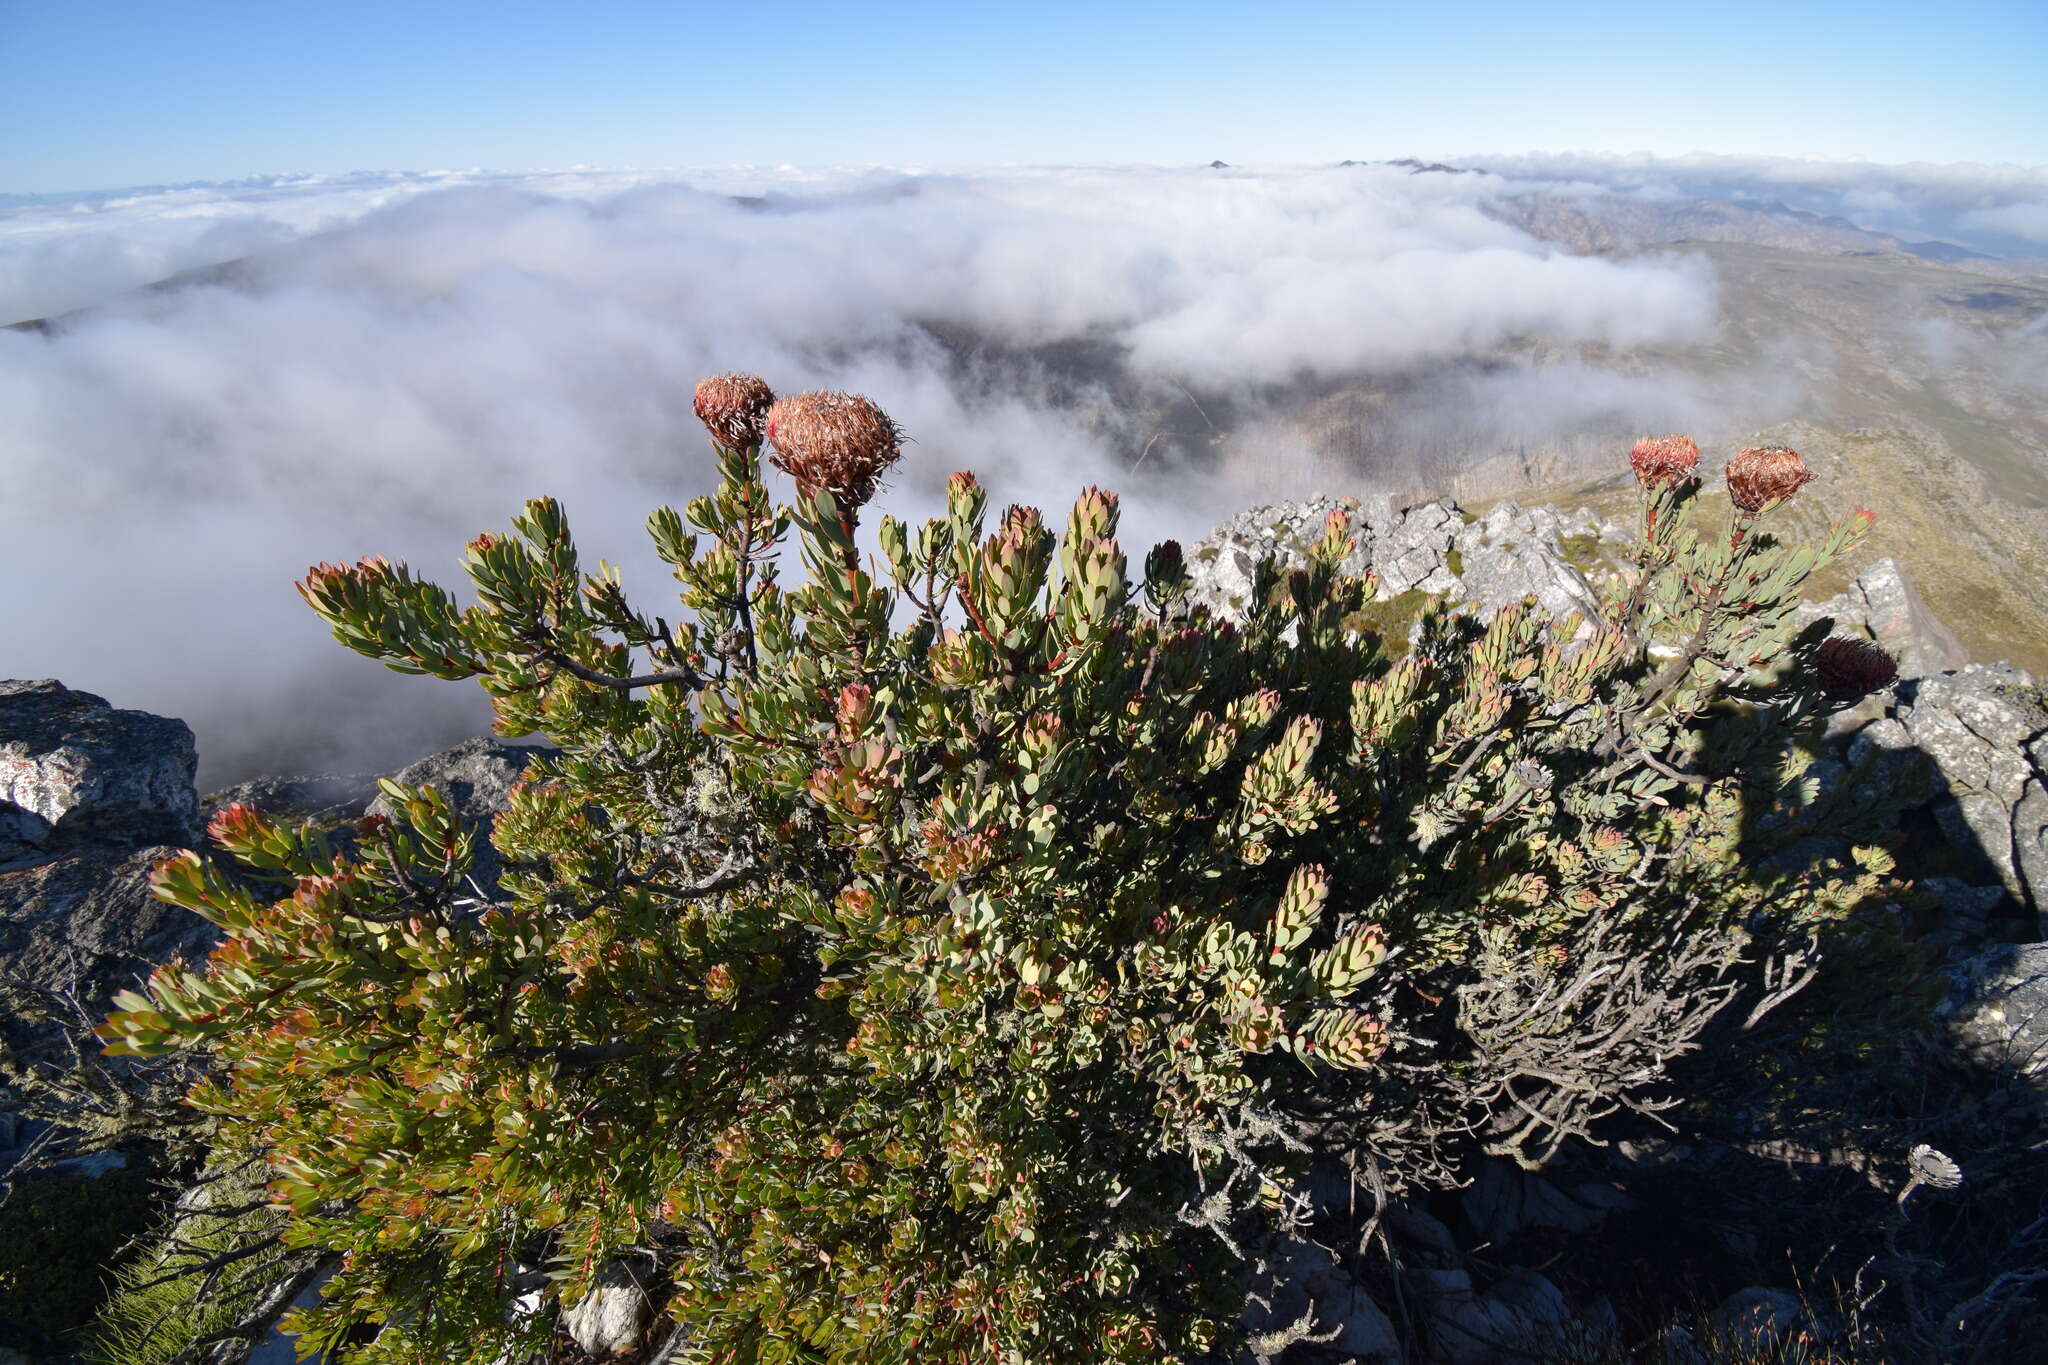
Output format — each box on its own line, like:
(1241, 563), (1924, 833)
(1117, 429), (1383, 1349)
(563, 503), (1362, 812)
(1409, 1264), (1597, 1364)
(367, 736), (554, 826)
(367, 737), (557, 897)
(1707, 1288), (1807, 1347)
(1, 680), (201, 860)
(564, 1258), (654, 1356)
(1182, 494), (1619, 634)
(1799, 558), (1970, 679)
(1891, 665), (2048, 928)
(0, 845), (215, 1057)
(1449, 503), (1604, 625)
(204, 771), (381, 826)
(1938, 942), (2048, 1097)
(1460, 1160), (1635, 1247)
(1244, 1237), (1402, 1362)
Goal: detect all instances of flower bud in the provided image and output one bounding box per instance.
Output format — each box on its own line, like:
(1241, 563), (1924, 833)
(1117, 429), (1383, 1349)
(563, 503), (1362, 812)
(1725, 444), (1814, 512)
(764, 391), (904, 507)
(1814, 635), (1898, 702)
(692, 373), (775, 449)
(1628, 434), (1701, 489)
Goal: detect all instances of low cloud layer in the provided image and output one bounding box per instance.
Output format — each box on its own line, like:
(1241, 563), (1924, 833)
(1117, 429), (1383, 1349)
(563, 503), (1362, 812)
(1471, 151), (2048, 254)
(5, 154), (2010, 784)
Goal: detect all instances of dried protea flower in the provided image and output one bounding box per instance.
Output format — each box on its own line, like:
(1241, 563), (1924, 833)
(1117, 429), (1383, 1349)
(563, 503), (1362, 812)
(764, 391), (903, 507)
(1629, 434), (1701, 489)
(693, 373), (775, 449)
(1726, 444), (1814, 512)
(1815, 635), (1898, 701)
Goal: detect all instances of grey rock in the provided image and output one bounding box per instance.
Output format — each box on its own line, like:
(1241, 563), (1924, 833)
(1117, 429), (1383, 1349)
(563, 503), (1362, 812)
(564, 1258), (654, 1356)
(0, 844), (215, 1057)
(1708, 1288), (1805, 1345)
(1656, 1326), (1709, 1365)
(368, 736), (554, 825)
(1798, 558), (1970, 680)
(1894, 665), (2048, 925)
(1462, 1159), (1631, 1246)
(247, 1268), (335, 1364)
(2017, 780), (2048, 927)
(1245, 1236), (1402, 1362)
(52, 1149), (126, 1178)
(1922, 877), (2007, 919)
(1386, 1204), (1460, 1263)
(1412, 1263), (1595, 1363)
(1939, 942), (2048, 1093)
(367, 737), (557, 898)
(1183, 493), (1612, 641)
(205, 771), (380, 826)
(1, 680), (201, 859)
(1450, 505), (1602, 624)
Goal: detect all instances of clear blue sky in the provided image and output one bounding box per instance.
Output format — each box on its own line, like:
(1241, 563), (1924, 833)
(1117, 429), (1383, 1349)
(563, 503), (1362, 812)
(4, 0), (2044, 194)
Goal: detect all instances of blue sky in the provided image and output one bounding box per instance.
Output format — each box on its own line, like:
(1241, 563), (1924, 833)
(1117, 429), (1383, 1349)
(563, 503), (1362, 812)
(4, 0), (2046, 194)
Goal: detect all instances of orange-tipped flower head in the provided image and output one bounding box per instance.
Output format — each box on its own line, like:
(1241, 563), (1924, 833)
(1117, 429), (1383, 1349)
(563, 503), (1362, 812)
(1726, 444), (1814, 512)
(1629, 434), (1701, 489)
(1814, 636), (1899, 702)
(693, 373), (776, 449)
(764, 391), (904, 507)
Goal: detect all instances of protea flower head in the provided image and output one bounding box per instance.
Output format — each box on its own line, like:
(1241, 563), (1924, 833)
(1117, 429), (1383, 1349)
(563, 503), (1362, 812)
(1629, 434), (1701, 489)
(1726, 444), (1814, 512)
(764, 391), (904, 507)
(692, 373), (776, 449)
(1815, 635), (1899, 701)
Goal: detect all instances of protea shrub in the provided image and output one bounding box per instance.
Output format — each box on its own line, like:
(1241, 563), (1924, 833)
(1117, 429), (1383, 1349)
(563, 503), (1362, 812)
(103, 403), (1905, 1365)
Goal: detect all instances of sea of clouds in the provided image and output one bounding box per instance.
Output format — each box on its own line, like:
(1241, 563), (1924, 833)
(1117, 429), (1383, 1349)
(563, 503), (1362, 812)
(2, 155), (2037, 783)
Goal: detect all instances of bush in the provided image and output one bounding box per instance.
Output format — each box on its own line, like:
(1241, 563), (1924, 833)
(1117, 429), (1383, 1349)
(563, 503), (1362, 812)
(101, 400), (1903, 1364)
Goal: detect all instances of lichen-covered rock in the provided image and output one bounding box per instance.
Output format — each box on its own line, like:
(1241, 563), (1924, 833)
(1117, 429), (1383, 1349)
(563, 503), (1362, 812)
(1449, 502), (1604, 624)
(1183, 494), (1619, 635)
(1892, 664), (2048, 927)
(0, 846), (214, 1057)
(366, 738), (557, 897)
(1, 681), (201, 860)
(1939, 942), (2048, 1095)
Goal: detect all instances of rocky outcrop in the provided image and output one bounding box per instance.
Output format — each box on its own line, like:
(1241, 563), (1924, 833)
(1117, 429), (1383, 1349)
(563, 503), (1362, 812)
(1854, 664), (2048, 931)
(367, 736), (552, 827)
(1799, 557), (1971, 679)
(1185, 494), (1622, 635)
(203, 772), (380, 826)
(1244, 1237), (1402, 1362)
(2, 682), (212, 1063)
(1939, 942), (2048, 1095)
(2, 681), (201, 861)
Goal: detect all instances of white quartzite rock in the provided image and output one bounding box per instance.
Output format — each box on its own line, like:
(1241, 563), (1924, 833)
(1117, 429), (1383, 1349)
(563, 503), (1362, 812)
(564, 1259), (655, 1356)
